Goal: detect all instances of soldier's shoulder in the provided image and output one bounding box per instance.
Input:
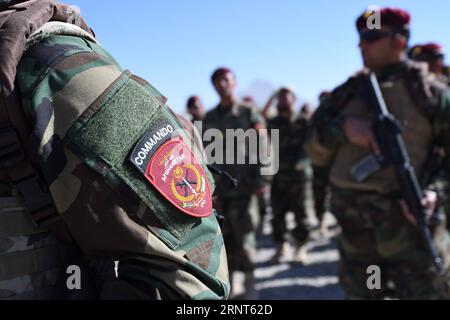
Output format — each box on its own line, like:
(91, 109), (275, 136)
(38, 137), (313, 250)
(235, 100), (261, 122)
(322, 69), (368, 110)
(405, 59), (429, 77)
(18, 34), (120, 108)
(204, 106), (220, 120)
(333, 69), (368, 95)
(240, 99), (255, 107)
(237, 100), (258, 112)
(406, 60), (447, 92)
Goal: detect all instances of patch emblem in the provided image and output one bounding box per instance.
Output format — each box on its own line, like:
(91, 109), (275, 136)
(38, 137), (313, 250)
(130, 121), (212, 218)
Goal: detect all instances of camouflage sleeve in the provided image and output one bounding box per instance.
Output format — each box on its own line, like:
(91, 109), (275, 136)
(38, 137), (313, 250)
(16, 35), (229, 300)
(304, 88), (348, 167)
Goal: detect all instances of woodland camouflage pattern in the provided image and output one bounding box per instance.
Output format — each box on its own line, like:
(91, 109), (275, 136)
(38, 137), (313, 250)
(203, 102), (266, 273)
(305, 61), (450, 299)
(1, 16), (229, 299)
(267, 114), (311, 245)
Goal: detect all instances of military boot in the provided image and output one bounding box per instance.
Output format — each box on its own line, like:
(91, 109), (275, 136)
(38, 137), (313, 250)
(270, 241), (288, 263)
(293, 238), (309, 264)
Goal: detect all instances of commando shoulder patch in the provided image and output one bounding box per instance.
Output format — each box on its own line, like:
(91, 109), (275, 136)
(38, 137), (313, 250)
(130, 121), (212, 218)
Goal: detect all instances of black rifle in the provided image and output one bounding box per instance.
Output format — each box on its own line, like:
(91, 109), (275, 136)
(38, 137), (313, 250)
(364, 72), (443, 273)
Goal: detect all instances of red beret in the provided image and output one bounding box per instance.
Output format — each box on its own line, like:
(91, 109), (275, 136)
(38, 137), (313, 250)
(356, 7), (411, 33)
(409, 43), (445, 60)
(211, 67), (234, 84)
(421, 43), (444, 56)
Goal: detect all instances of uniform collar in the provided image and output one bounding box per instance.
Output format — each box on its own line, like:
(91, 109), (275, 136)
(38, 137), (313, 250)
(217, 100), (240, 116)
(378, 60), (408, 81)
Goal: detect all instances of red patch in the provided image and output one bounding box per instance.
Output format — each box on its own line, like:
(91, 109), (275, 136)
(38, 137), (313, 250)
(144, 137), (212, 218)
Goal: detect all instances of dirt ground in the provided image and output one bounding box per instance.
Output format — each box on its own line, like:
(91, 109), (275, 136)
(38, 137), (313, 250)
(232, 212), (346, 300)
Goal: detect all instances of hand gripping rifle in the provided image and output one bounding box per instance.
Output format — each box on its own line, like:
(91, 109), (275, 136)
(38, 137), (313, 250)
(352, 73), (443, 273)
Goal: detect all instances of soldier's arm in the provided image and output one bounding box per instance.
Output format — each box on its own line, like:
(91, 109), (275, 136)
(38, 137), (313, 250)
(261, 91), (278, 119)
(303, 94), (348, 167)
(16, 33), (229, 300)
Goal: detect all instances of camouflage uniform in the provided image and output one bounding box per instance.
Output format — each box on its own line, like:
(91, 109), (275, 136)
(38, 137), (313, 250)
(443, 66), (450, 86)
(267, 114), (311, 246)
(0, 0), (229, 300)
(409, 43), (450, 86)
(409, 44), (450, 233)
(312, 165), (330, 227)
(203, 101), (266, 274)
(305, 60), (450, 299)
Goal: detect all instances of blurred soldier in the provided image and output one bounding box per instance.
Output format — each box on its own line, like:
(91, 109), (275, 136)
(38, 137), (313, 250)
(0, 0), (229, 300)
(300, 102), (314, 118)
(186, 95), (206, 123)
(443, 65), (450, 81)
(410, 44), (450, 231)
(266, 88), (311, 262)
(312, 91), (332, 235)
(300, 102), (317, 231)
(203, 67), (268, 299)
(409, 43), (449, 84)
(305, 7), (450, 299)
(245, 95), (272, 232)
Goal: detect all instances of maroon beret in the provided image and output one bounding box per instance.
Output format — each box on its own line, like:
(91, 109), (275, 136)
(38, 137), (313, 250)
(421, 43), (444, 56)
(211, 67), (233, 84)
(409, 43), (445, 60)
(356, 7), (411, 33)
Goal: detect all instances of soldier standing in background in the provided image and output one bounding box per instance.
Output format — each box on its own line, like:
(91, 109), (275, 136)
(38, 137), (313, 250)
(265, 88), (311, 262)
(245, 95), (273, 234)
(186, 95), (206, 123)
(203, 67), (269, 299)
(300, 102), (314, 118)
(409, 43), (449, 85)
(305, 7), (450, 299)
(243, 96), (272, 230)
(409, 44), (450, 232)
(443, 65), (450, 82)
(312, 91), (333, 235)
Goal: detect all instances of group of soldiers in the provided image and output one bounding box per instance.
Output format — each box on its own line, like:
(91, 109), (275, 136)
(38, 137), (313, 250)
(183, 7), (450, 300)
(185, 74), (331, 299)
(1, 0), (450, 301)
(186, 67), (334, 298)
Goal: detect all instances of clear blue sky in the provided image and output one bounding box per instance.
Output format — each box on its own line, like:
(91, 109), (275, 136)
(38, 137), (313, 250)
(70, 0), (450, 113)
